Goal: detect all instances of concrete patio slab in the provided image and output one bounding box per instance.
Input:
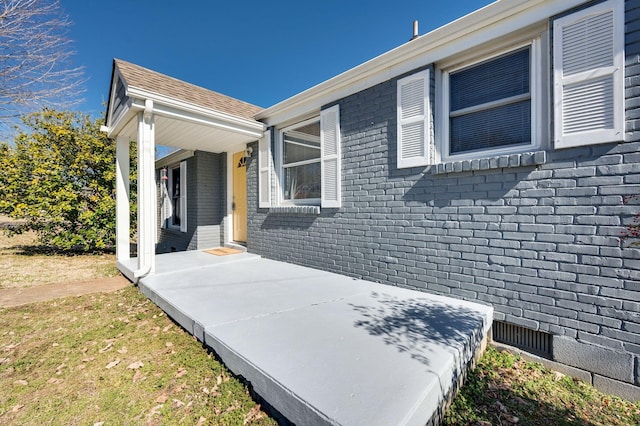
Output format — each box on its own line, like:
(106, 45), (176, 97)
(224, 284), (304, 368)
(136, 251), (493, 426)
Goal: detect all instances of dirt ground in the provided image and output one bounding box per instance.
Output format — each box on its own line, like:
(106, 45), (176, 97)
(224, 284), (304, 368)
(0, 216), (119, 290)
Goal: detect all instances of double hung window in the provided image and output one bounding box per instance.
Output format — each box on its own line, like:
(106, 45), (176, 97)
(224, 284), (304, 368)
(165, 161), (187, 232)
(442, 43), (538, 161)
(448, 47), (532, 156)
(259, 105), (341, 208)
(170, 166), (182, 227)
(282, 119), (321, 203)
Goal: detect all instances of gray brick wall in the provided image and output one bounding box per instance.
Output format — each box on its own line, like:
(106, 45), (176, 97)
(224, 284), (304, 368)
(193, 151), (226, 249)
(157, 151), (226, 252)
(247, 0), (640, 396)
(157, 155), (196, 253)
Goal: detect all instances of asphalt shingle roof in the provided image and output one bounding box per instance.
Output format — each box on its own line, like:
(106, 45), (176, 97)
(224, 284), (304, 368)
(114, 59), (263, 120)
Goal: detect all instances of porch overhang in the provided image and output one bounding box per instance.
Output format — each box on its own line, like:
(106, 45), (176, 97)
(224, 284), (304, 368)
(104, 89), (264, 153)
(104, 59), (265, 280)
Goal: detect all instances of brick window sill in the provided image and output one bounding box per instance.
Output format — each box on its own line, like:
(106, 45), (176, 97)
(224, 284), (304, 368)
(268, 206), (321, 215)
(432, 151), (547, 175)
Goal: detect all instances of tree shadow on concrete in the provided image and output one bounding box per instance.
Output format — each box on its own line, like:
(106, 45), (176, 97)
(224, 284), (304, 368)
(350, 291), (491, 424)
(350, 291), (488, 368)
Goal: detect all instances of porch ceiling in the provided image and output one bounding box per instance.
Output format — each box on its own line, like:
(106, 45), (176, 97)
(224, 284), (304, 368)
(116, 111), (261, 153)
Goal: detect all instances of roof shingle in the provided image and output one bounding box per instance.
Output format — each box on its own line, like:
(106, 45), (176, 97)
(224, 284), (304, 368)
(114, 59), (263, 120)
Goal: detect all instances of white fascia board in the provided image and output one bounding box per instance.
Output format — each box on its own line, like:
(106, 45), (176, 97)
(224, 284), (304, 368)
(106, 97), (134, 136)
(106, 101), (139, 140)
(106, 67), (125, 128)
(155, 149), (194, 169)
(127, 86), (265, 135)
(150, 101), (264, 139)
(256, 0), (590, 126)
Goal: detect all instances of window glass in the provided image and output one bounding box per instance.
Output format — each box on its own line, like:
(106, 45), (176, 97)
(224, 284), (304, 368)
(282, 120), (321, 201)
(451, 100), (531, 153)
(449, 47), (531, 155)
(284, 162), (321, 200)
(171, 167), (181, 226)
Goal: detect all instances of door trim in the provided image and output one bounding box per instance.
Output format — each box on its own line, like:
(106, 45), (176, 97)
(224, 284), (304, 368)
(225, 151), (233, 244)
(232, 151), (248, 243)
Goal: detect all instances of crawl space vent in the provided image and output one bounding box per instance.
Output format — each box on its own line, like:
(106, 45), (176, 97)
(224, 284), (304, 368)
(492, 321), (552, 358)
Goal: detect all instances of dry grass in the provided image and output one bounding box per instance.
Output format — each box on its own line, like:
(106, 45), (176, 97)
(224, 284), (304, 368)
(444, 346), (640, 425)
(0, 287), (276, 425)
(0, 230), (118, 290)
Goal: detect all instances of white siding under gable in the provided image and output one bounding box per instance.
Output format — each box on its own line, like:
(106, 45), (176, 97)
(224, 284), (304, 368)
(397, 69), (431, 168)
(553, 0), (625, 149)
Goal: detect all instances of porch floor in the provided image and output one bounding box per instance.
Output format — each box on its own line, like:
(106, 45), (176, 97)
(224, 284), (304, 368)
(125, 251), (493, 426)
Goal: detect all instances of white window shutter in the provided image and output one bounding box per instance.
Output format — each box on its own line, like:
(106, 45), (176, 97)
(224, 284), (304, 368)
(553, 0), (624, 149)
(160, 176), (172, 229)
(258, 130), (271, 208)
(321, 105), (341, 208)
(179, 160), (187, 232)
(397, 69), (430, 168)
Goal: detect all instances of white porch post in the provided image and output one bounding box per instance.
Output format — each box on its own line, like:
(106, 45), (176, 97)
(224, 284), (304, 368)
(135, 100), (157, 277)
(115, 136), (130, 263)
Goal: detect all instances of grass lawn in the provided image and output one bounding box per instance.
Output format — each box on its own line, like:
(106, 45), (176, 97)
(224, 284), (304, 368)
(0, 287), (276, 425)
(0, 230), (638, 425)
(444, 347), (640, 425)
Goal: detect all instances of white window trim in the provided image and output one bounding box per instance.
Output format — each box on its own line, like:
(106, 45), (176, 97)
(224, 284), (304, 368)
(277, 116), (322, 206)
(439, 39), (543, 163)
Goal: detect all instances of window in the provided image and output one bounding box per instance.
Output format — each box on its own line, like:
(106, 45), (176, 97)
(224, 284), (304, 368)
(281, 119), (321, 203)
(170, 166), (181, 227)
(263, 106), (341, 209)
(166, 161), (187, 232)
(553, 0), (624, 149)
(442, 45), (538, 161)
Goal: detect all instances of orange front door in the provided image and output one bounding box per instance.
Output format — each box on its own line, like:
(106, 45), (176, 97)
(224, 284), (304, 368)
(232, 151), (247, 243)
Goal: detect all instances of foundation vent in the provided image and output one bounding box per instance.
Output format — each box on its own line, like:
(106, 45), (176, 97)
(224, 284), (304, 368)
(492, 321), (552, 358)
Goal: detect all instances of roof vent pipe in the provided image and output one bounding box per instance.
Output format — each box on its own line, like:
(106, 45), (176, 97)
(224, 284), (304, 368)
(411, 20), (419, 40)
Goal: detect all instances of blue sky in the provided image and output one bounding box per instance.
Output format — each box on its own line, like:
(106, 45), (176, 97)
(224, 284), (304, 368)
(61, 1), (494, 119)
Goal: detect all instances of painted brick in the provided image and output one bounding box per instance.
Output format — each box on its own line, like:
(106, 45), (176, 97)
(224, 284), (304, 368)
(245, 3), (640, 395)
(158, 151), (226, 253)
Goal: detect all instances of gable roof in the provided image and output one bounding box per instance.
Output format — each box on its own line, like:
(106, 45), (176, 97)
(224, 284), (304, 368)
(104, 59), (264, 153)
(113, 59), (263, 120)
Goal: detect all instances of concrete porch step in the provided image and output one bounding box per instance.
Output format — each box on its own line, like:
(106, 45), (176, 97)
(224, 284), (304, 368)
(137, 255), (493, 425)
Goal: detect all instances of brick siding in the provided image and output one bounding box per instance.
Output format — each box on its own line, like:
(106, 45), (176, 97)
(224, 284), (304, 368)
(247, 0), (640, 395)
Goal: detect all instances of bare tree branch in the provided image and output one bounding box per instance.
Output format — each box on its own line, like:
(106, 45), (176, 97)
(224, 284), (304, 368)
(0, 0), (85, 127)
